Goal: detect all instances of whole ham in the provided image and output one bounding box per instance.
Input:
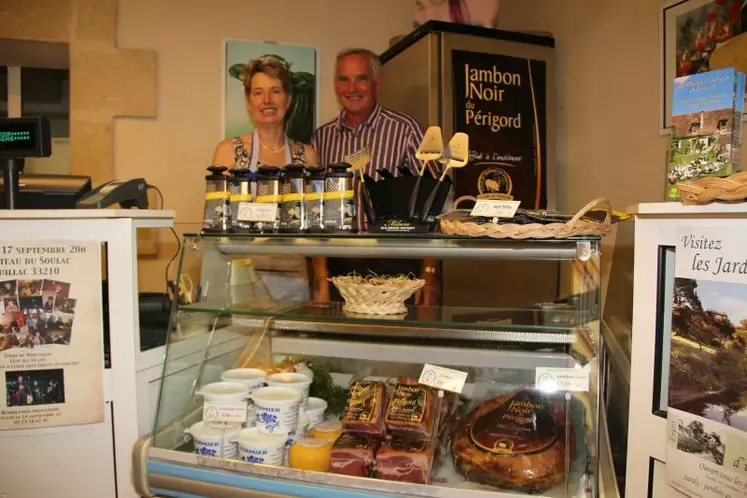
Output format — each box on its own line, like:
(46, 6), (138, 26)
(452, 388), (565, 493)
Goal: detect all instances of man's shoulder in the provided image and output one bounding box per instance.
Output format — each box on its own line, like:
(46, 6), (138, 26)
(377, 105), (422, 131)
(313, 118), (339, 136)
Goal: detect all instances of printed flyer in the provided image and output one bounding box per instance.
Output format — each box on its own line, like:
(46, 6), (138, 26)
(0, 240), (103, 430)
(666, 227), (747, 497)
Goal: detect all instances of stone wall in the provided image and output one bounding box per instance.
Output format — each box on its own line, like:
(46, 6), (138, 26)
(0, 0), (157, 184)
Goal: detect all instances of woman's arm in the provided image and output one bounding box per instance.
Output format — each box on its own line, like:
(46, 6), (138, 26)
(212, 138), (237, 166)
(309, 256), (330, 301)
(303, 144), (319, 166)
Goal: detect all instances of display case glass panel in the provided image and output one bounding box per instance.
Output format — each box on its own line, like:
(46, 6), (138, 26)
(150, 233), (602, 498)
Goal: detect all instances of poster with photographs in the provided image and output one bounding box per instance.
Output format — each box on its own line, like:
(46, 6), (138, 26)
(0, 241), (103, 430)
(666, 227), (747, 497)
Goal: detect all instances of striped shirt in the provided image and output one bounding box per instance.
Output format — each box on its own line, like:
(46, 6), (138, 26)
(312, 102), (439, 179)
(311, 103), (439, 230)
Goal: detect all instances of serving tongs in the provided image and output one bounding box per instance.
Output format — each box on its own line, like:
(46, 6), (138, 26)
(345, 146), (378, 223)
(420, 132), (469, 222)
(408, 126), (444, 219)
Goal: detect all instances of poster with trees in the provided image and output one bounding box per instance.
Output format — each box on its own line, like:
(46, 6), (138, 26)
(666, 227), (747, 497)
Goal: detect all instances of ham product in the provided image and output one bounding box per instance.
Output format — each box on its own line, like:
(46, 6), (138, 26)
(452, 388), (565, 493)
(384, 380), (438, 440)
(375, 437), (435, 484)
(329, 432), (379, 477)
(341, 381), (387, 437)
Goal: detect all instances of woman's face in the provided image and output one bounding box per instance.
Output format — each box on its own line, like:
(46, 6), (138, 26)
(247, 72), (291, 127)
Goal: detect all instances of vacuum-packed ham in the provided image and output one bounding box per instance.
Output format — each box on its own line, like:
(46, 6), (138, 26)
(341, 381), (387, 437)
(375, 437), (435, 484)
(384, 380), (438, 440)
(451, 388), (565, 493)
(329, 432), (379, 477)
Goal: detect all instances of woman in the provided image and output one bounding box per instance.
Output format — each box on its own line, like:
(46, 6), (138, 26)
(212, 55), (317, 169)
(212, 55), (318, 302)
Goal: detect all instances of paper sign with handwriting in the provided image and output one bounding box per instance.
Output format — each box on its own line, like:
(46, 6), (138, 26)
(203, 402), (247, 424)
(419, 363), (468, 394)
(236, 203), (278, 223)
(535, 367), (589, 392)
(470, 200), (521, 219)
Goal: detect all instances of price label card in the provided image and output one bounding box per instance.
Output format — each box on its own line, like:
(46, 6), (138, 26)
(419, 363), (468, 394)
(535, 367), (589, 392)
(202, 402), (247, 424)
(470, 200), (521, 219)
(236, 202), (278, 222)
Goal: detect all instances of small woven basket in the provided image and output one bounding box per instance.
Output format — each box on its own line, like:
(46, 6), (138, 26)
(439, 196), (612, 239)
(329, 276), (425, 315)
(676, 172), (747, 204)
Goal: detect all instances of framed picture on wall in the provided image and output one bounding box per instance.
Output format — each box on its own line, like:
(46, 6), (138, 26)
(660, 0), (746, 134)
(221, 39), (319, 145)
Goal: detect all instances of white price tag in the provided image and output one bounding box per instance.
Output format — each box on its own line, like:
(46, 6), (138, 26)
(535, 367), (589, 393)
(236, 202), (278, 222)
(470, 200), (521, 219)
(202, 402), (247, 423)
(419, 363), (468, 394)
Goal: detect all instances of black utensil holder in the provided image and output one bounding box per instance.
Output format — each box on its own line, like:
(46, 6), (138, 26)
(364, 175), (452, 233)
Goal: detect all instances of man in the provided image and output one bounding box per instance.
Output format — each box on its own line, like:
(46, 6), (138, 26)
(311, 48), (440, 307)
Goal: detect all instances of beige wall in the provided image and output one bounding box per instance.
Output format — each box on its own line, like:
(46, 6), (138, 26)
(498, 0), (747, 298)
(0, 0), (157, 185)
(115, 0), (418, 290)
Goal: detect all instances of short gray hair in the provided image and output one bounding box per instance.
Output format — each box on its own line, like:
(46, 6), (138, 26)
(335, 48), (381, 80)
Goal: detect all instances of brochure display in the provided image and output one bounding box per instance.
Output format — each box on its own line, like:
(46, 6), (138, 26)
(623, 203), (747, 498)
(665, 227), (747, 497)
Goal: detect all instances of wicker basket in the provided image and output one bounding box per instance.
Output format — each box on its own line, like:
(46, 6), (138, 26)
(439, 196), (612, 239)
(329, 276), (425, 315)
(676, 171), (747, 204)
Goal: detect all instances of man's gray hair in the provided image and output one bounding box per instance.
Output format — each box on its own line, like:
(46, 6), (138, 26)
(336, 48), (382, 80)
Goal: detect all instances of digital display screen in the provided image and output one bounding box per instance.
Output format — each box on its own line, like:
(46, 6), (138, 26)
(0, 121), (37, 151)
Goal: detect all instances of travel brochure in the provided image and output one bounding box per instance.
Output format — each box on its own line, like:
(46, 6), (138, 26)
(667, 68), (745, 201)
(667, 227), (747, 497)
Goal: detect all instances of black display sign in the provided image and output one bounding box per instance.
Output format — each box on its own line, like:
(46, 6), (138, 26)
(451, 50), (547, 209)
(0, 121), (35, 151)
(0, 117), (51, 158)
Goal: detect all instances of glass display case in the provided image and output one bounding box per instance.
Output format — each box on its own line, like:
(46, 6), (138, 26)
(133, 233), (606, 498)
(600, 220), (634, 496)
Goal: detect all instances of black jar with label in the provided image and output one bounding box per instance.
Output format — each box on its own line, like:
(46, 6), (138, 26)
(228, 167), (254, 233)
(280, 164), (306, 233)
(252, 166), (282, 233)
(323, 163), (356, 232)
(202, 165), (230, 233)
(304, 166), (325, 232)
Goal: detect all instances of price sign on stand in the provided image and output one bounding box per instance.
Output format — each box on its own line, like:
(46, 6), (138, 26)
(236, 202), (278, 223)
(202, 402), (247, 424)
(418, 364), (468, 394)
(470, 200), (521, 221)
(535, 367), (590, 392)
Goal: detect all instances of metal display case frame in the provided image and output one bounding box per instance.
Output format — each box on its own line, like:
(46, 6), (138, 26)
(132, 232), (618, 498)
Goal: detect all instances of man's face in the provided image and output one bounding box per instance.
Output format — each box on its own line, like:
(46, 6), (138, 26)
(335, 54), (378, 118)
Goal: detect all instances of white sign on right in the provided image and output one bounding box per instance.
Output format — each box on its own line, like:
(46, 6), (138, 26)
(665, 227), (747, 498)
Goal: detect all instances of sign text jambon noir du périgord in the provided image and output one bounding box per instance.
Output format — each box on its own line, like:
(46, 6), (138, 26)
(451, 49), (547, 209)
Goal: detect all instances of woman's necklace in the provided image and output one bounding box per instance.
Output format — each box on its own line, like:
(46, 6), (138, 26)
(259, 139), (286, 154)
